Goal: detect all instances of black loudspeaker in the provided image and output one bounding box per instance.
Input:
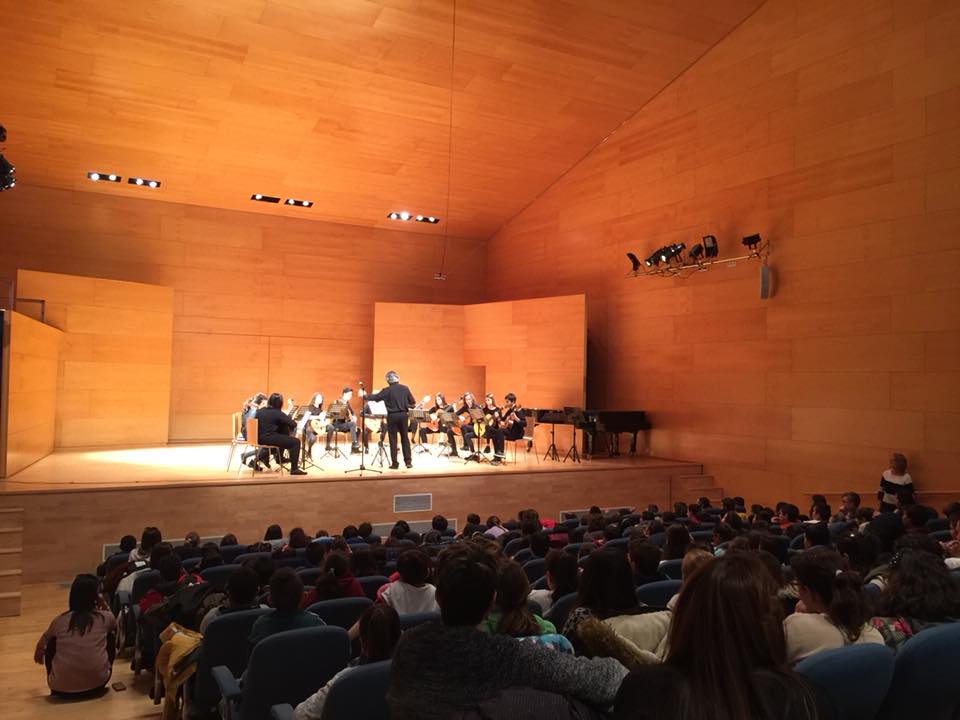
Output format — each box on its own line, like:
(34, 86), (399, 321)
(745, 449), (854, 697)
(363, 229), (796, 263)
(760, 265), (773, 300)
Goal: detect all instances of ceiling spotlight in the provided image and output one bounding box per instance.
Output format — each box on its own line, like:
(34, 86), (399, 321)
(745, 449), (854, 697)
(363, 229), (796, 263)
(742, 233), (761, 249)
(301, 201), (312, 207)
(659, 243), (684, 263)
(286, 199), (295, 205)
(388, 212), (399, 220)
(250, 194), (281, 203)
(87, 171), (121, 183)
(284, 198), (312, 208)
(127, 177), (159, 188)
(626, 252), (642, 273)
(427, 216), (437, 223)
(416, 215), (424, 221)
(399, 211), (411, 221)
(254, 194), (262, 200)
(688, 243), (704, 260)
(147, 180), (158, 188)
(134, 178), (144, 185)
(89, 172), (100, 181)
(415, 215), (440, 224)
(108, 174), (117, 181)
(703, 235), (718, 258)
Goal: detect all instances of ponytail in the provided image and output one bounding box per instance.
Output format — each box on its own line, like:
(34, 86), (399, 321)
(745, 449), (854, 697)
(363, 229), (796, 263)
(826, 569), (868, 642)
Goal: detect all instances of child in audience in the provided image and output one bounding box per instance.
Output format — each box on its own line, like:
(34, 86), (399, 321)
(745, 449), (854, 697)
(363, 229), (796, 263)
(300, 553), (363, 607)
(129, 526), (162, 563)
(613, 553), (817, 720)
(627, 540), (667, 586)
(528, 550), (578, 615)
(139, 555), (201, 614)
(199, 567), (264, 633)
(263, 524), (284, 548)
(198, 542), (223, 571)
(294, 604), (401, 720)
(784, 547), (883, 663)
(380, 548), (437, 614)
(871, 546), (960, 652)
(665, 547), (714, 610)
(663, 527), (693, 562)
(482, 560), (557, 638)
(249, 568), (322, 646)
(35, 574), (117, 698)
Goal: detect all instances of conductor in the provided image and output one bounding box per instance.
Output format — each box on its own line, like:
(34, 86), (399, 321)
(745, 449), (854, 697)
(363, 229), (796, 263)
(362, 370), (416, 469)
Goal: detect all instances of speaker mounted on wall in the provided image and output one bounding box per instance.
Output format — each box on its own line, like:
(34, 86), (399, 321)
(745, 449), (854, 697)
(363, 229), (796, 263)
(759, 264), (774, 300)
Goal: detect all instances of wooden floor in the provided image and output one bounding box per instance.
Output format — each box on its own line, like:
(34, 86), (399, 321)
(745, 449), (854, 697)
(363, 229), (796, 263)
(0, 583), (153, 720)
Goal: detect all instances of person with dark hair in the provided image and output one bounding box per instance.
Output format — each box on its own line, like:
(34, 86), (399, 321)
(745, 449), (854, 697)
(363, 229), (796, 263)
(139, 554), (201, 614)
(360, 371), (416, 469)
(264, 524), (283, 544)
(871, 547), (960, 652)
(249, 568), (322, 645)
(627, 541), (667, 586)
(98, 534), (139, 576)
(776, 504), (800, 529)
(432, 514), (449, 533)
(835, 532), (881, 577)
(879, 452), (914, 511)
(802, 522), (831, 549)
(528, 531), (550, 559)
(295, 604), (401, 720)
(528, 550), (578, 615)
(945, 510), (960, 568)
(198, 542), (224, 571)
(301, 553), (364, 607)
(902, 504), (934, 534)
(808, 495), (827, 518)
(255, 392), (306, 474)
(662, 525), (692, 561)
(711, 523), (736, 553)
(832, 492), (861, 523)
(220, 533), (239, 547)
(341, 524), (360, 541)
(482, 560), (559, 640)
(357, 521), (373, 540)
(200, 567), (264, 633)
(35, 574), (116, 698)
(129, 526), (162, 562)
(304, 541), (327, 568)
(785, 547), (883, 663)
(808, 504), (832, 523)
(350, 548), (378, 577)
(381, 549), (437, 614)
(865, 510), (905, 553)
(563, 550), (671, 654)
(614, 553), (817, 720)
(112, 540), (173, 597)
(388, 545), (628, 718)
(245, 555), (275, 595)
(467, 512), (482, 526)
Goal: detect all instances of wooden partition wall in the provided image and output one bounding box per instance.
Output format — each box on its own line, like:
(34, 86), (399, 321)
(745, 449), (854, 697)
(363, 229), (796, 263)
(2, 312), (62, 476)
(372, 295), (586, 409)
(485, 0), (960, 507)
(16, 270), (174, 448)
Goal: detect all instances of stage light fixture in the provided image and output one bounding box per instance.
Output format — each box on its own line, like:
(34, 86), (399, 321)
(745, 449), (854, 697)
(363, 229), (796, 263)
(416, 215), (440, 224)
(284, 198), (313, 208)
(250, 193), (281, 203)
(703, 235), (718, 258)
(742, 233), (761, 249)
(88, 171), (121, 183)
(626, 252), (641, 273)
(688, 243), (704, 260)
(128, 177), (161, 188)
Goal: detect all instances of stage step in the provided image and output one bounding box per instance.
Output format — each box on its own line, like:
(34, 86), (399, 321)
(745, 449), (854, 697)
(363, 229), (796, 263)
(0, 591), (22, 617)
(0, 549), (22, 572)
(0, 569), (21, 594)
(671, 474), (723, 506)
(0, 508), (24, 529)
(0, 527), (23, 550)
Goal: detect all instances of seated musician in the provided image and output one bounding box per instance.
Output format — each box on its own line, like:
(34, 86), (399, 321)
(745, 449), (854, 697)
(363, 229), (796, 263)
(406, 395), (433, 451)
(420, 392), (457, 454)
(255, 393), (306, 475)
(480, 394), (501, 458)
(325, 387), (361, 454)
(301, 392), (324, 450)
(454, 392), (482, 457)
(500, 392), (527, 445)
(240, 393), (268, 467)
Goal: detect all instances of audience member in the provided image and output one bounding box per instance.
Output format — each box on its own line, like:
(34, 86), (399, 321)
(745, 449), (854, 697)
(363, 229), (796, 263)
(832, 492), (860, 523)
(627, 541), (667, 586)
(264, 524), (284, 548)
(220, 533), (239, 547)
(294, 604), (401, 720)
(139, 555), (201, 614)
(249, 568), (322, 645)
(785, 547), (883, 663)
(879, 452), (914, 512)
(35, 574), (116, 699)
(198, 542), (224, 571)
(388, 544), (628, 718)
(485, 515), (507, 539)
(802, 522), (831, 549)
(482, 560), (557, 638)
(666, 547), (714, 610)
(381, 549), (437, 614)
(304, 541), (327, 568)
(129, 526), (162, 563)
(301, 553), (363, 607)
(350, 548), (379, 578)
(662, 525), (692, 561)
(528, 550), (578, 615)
(200, 567), (264, 633)
(613, 553), (817, 720)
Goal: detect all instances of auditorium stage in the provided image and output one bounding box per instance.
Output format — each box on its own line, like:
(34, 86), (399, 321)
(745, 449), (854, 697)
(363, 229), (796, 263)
(0, 443), (708, 583)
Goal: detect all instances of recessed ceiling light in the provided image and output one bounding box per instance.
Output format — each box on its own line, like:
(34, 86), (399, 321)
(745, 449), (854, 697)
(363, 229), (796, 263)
(388, 211), (439, 223)
(250, 193), (281, 203)
(284, 198), (313, 208)
(127, 177), (160, 188)
(399, 211), (411, 221)
(89, 172), (100, 181)
(87, 171), (121, 183)
(416, 215), (440, 224)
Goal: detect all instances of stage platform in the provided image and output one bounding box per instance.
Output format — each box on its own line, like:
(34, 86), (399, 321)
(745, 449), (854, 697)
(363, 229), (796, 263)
(0, 443), (707, 583)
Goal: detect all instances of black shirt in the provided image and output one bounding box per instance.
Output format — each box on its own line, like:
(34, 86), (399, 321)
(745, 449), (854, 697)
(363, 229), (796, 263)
(255, 407), (295, 438)
(365, 383), (416, 415)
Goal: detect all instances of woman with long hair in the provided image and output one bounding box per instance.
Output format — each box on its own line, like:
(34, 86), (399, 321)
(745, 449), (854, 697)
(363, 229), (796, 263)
(528, 550), (578, 615)
(785, 547), (884, 663)
(483, 560), (555, 638)
(34, 574), (117, 698)
(614, 553), (818, 720)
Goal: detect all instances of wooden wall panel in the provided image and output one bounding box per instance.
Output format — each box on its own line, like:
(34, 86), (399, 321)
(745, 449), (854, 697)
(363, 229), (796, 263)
(3, 312), (63, 477)
(16, 271), (174, 449)
(0, 188), (486, 442)
(486, 0), (960, 508)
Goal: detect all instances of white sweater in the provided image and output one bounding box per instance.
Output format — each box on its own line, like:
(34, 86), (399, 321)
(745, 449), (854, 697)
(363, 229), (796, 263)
(784, 612), (884, 664)
(381, 581), (438, 615)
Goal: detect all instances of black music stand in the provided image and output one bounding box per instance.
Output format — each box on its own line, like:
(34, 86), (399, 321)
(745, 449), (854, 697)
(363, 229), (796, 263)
(295, 409), (322, 471)
(346, 383), (382, 476)
(539, 410), (566, 462)
(562, 408), (585, 464)
(318, 402), (348, 461)
(435, 411), (464, 461)
(408, 409), (430, 454)
(463, 408), (489, 464)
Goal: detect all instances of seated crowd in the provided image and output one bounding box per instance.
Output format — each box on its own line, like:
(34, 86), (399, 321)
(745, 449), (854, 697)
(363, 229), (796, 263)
(35, 489), (960, 719)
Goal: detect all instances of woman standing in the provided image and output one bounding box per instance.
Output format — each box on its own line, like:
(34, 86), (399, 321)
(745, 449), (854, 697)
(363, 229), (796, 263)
(879, 453), (914, 512)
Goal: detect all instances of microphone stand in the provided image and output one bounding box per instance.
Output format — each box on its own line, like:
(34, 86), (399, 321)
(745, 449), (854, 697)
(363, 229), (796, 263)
(345, 379), (381, 476)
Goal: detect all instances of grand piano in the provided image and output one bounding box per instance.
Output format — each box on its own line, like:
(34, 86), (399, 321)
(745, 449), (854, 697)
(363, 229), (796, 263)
(528, 408), (651, 458)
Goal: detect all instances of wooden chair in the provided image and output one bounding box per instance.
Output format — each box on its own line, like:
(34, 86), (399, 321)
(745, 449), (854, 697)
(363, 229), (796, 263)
(238, 417), (284, 477)
(510, 433), (539, 464)
(226, 412), (245, 471)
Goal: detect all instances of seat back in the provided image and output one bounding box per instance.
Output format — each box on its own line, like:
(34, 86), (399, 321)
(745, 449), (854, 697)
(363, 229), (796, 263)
(647, 532), (666, 547)
(604, 538), (629, 551)
(240, 626), (350, 720)
(398, 611), (440, 631)
(659, 559), (683, 580)
(131, 570), (162, 602)
(297, 567), (325, 586)
(796, 643), (894, 720)
(221, 544), (248, 564)
(689, 531), (713, 545)
(234, 551), (273, 565)
(522, 557), (547, 582)
(513, 547), (534, 563)
(636, 580), (681, 607)
(877, 623), (960, 720)
(194, 608), (273, 715)
(320, 659), (392, 720)
(503, 537), (526, 557)
(544, 592), (578, 630)
(232, 412), (242, 440)
(246, 417), (260, 444)
(306, 597), (372, 629)
(200, 563), (241, 591)
(358, 575), (390, 601)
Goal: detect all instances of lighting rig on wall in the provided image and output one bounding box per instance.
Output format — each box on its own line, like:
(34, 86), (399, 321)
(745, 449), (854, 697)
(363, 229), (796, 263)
(626, 233), (769, 280)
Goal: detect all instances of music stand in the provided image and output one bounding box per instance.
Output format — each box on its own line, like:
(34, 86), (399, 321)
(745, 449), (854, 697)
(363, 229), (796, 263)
(435, 411), (464, 461)
(408, 409), (430, 454)
(346, 382), (382, 476)
(463, 408), (489, 464)
(539, 409), (565, 462)
(295, 410), (322, 471)
(562, 407), (585, 464)
(318, 402), (348, 461)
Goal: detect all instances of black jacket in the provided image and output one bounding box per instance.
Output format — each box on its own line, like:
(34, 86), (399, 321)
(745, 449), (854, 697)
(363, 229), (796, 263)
(365, 383), (415, 415)
(255, 407), (295, 438)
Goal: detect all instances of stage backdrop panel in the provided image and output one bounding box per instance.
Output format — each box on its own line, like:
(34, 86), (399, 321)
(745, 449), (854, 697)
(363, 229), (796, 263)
(16, 270), (174, 448)
(3, 311), (63, 477)
(373, 294), (586, 413)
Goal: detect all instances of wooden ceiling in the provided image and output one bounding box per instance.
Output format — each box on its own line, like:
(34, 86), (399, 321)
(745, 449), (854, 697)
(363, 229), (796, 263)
(0, 0), (762, 240)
